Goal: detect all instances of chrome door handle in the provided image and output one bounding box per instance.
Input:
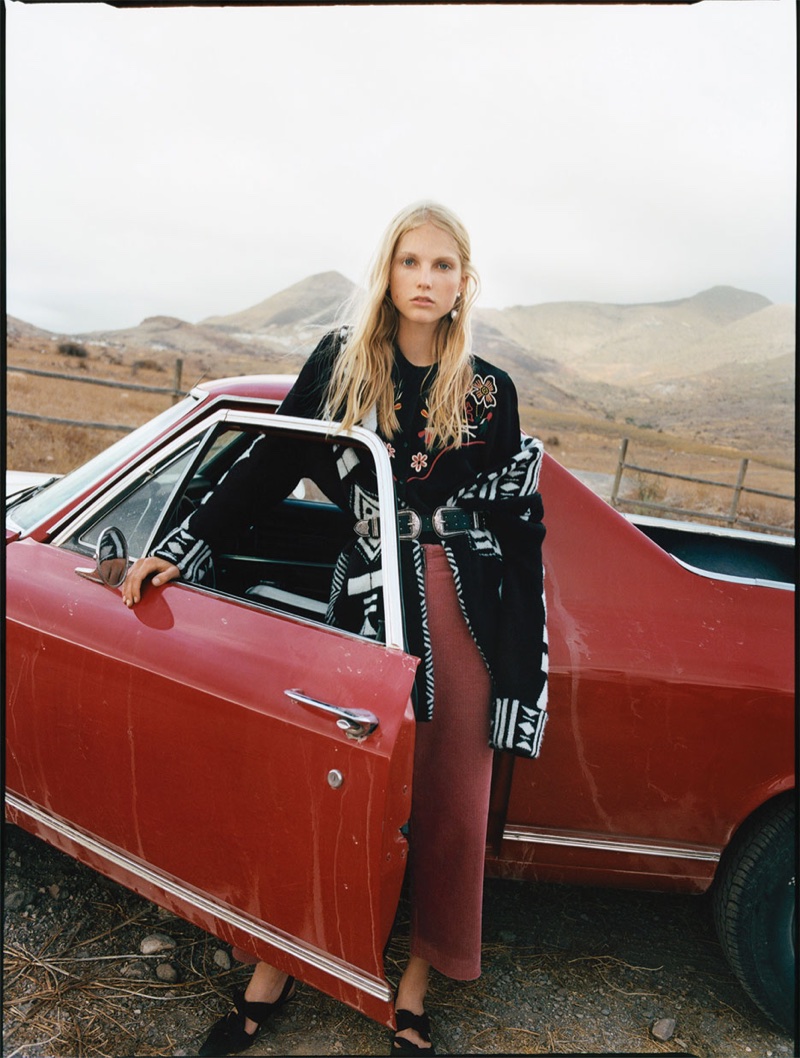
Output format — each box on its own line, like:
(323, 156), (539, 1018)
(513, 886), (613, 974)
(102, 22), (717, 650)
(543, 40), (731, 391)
(285, 689), (379, 741)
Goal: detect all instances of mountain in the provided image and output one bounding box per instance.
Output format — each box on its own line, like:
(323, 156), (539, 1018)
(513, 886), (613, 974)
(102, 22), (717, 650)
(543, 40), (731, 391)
(202, 271), (355, 333)
(199, 270), (358, 358)
(75, 315), (274, 359)
(6, 315), (60, 343)
(479, 286), (782, 385)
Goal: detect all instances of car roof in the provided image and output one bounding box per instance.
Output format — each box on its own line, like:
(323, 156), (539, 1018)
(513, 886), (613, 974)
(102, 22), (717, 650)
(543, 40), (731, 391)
(194, 374), (297, 401)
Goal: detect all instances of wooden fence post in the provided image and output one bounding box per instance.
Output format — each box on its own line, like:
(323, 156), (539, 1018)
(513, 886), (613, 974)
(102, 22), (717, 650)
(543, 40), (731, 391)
(611, 437), (629, 507)
(172, 358), (184, 403)
(729, 458), (749, 526)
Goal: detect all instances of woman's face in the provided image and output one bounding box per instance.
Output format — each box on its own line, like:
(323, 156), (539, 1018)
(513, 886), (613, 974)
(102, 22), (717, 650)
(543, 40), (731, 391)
(389, 222), (466, 326)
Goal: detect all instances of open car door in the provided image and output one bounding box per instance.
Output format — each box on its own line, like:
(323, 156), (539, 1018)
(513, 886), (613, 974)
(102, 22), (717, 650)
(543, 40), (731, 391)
(5, 414), (418, 1027)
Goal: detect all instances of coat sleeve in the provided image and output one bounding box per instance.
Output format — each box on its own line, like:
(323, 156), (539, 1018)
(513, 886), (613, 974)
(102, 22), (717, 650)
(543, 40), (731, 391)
(152, 332), (341, 577)
(448, 416), (549, 758)
(488, 490), (548, 758)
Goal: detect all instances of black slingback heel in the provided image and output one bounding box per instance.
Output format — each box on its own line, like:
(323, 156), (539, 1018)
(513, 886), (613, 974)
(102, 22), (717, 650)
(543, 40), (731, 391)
(391, 1008), (436, 1055)
(198, 976), (296, 1056)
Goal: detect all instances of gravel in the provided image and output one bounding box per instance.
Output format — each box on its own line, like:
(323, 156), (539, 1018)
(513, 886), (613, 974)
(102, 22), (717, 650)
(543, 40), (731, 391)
(3, 824), (796, 1057)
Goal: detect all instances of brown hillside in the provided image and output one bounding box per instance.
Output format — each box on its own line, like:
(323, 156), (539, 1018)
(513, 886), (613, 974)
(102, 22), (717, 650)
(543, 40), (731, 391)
(482, 286), (778, 383)
(202, 271), (355, 332)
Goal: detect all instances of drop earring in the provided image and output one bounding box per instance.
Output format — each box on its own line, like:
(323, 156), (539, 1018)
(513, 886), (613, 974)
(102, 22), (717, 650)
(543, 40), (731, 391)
(451, 292), (462, 320)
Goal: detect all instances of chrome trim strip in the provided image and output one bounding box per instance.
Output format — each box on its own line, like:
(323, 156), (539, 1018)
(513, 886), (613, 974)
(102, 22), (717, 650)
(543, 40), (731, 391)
(668, 554), (794, 592)
(503, 825), (721, 862)
(6, 793), (392, 1002)
(626, 513), (794, 547)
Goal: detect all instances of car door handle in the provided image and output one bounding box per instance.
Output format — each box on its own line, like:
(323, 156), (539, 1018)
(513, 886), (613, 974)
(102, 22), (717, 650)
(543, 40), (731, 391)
(284, 689), (379, 741)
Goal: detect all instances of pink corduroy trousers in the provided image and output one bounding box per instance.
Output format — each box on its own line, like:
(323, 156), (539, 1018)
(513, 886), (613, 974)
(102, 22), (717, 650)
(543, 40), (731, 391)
(407, 543), (493, 980)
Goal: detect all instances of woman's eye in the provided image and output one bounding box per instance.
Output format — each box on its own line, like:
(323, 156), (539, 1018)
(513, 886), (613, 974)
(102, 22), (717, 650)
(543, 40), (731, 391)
(437, 262), (452, 270)
(402, 257), (415, 266)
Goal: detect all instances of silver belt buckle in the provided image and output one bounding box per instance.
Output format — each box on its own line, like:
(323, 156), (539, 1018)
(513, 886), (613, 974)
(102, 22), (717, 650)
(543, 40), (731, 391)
(354, 515), (380, 538)
(399, 509), (422, 540)
(432, 506), (462, 538)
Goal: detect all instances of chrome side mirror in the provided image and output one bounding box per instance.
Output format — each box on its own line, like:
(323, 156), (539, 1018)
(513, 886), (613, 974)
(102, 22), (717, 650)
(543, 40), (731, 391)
(97, 526), (129, 588)
(76, 526), (129, 587)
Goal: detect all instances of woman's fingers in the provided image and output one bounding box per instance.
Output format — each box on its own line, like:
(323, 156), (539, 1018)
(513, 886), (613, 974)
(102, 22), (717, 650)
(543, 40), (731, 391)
(122, 557), (180, 607)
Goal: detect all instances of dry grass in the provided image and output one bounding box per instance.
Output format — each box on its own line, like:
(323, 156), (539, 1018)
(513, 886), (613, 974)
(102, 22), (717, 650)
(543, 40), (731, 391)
(621, 476), (795, 534)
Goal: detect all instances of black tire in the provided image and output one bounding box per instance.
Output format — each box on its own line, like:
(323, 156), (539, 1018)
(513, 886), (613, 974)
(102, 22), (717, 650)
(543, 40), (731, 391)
(712, 796), (796, 1033)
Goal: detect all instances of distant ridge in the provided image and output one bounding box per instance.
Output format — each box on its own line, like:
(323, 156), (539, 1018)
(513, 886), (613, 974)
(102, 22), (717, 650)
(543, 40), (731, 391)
(480, 286), (786, 384)
(202, 271), (355, 333)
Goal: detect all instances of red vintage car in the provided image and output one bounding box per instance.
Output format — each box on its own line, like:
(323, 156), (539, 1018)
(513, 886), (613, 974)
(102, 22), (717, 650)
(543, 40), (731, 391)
(5, 375), (795, 1034)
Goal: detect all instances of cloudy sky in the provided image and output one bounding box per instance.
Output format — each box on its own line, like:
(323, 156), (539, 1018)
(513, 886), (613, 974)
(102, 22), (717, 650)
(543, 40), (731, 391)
(5, 1), (796, 334)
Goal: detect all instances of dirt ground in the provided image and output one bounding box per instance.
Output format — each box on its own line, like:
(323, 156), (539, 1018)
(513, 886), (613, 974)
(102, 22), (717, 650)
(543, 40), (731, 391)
(3, 824), (796, 1058)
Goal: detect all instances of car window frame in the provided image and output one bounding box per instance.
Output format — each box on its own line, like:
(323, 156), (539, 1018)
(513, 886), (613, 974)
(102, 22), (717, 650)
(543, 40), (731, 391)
(50, 410), (407, 652)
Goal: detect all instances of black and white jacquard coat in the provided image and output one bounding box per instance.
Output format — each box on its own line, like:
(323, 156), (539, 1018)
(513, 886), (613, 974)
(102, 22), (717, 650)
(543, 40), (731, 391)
(153, 331), (549, 759)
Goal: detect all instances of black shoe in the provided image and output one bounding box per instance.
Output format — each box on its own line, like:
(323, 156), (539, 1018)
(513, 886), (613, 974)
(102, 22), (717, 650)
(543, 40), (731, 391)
(391, 1008), (436, 1055)
(198, 976), (296, 1057)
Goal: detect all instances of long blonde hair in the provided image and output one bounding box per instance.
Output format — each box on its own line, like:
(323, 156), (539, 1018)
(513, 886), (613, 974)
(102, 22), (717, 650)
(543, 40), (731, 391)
(325, 201), (480, 450)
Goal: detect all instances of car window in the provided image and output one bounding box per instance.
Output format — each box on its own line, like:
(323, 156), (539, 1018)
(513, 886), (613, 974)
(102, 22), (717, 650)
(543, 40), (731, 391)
(68, 446), (199, 558)
(63, 428), (260, 559)
(178, 428), (353, 627)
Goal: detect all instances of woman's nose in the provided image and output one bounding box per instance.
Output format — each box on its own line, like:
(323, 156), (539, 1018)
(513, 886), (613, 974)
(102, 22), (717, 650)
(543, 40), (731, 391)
(417, 268), (433, 288)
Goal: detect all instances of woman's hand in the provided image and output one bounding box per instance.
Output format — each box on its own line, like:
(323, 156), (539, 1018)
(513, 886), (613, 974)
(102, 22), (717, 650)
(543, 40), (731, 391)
(122, 556), (180, 607)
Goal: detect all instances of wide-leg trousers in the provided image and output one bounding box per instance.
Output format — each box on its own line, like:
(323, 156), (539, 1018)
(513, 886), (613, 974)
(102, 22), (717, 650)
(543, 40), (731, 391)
(408, 543), (494, 980)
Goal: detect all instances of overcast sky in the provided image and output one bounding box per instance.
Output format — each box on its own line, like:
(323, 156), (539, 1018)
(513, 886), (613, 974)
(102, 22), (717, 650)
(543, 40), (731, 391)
(5, 0), (796, 334)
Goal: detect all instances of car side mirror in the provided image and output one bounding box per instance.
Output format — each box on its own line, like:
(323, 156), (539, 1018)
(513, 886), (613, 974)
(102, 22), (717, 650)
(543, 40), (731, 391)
(96, 526), (130, 587)
(76, 526), (130, 587)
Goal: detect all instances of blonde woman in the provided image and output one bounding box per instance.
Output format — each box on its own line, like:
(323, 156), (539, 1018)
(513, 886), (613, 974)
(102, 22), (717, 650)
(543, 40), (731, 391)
(123, 202), (548, 1055)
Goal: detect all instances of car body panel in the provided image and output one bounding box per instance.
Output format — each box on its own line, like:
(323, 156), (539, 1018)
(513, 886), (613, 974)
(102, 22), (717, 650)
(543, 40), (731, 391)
(484, 456), (793, 891)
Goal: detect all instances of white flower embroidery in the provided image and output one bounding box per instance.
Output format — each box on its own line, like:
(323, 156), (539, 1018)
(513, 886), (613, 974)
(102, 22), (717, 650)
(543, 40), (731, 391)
(470, 373), (497, 408)
(411, 452), (428, 473)
(386, 443), (396, 459)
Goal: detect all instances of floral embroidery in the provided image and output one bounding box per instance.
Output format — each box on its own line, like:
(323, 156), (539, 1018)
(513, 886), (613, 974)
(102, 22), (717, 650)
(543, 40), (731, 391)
(386, 442), (396, 459)
(411, 452), (428, 473)
(470, 373), (497, 408)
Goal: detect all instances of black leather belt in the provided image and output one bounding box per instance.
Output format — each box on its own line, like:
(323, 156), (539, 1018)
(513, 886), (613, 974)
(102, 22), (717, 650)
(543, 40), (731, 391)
(354, 506), (489, 542)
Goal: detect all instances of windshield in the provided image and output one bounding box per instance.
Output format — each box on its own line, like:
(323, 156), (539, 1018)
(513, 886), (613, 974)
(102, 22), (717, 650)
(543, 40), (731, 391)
(6, 395), (201, 534)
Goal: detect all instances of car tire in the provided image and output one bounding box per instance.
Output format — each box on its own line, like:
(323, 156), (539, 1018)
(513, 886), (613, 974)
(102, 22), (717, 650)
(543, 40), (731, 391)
(712, 796), (796, 1033)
